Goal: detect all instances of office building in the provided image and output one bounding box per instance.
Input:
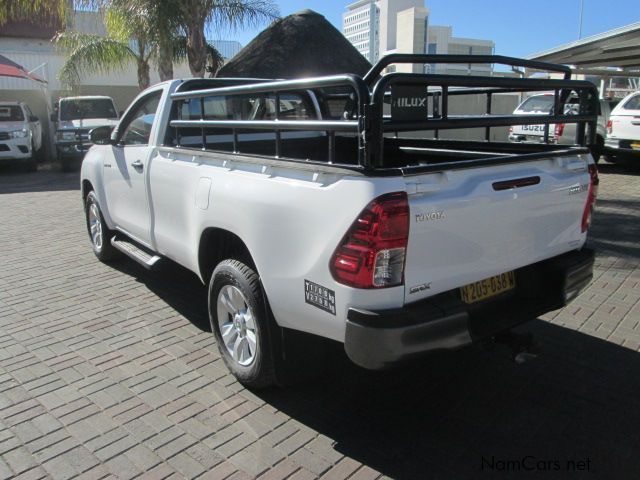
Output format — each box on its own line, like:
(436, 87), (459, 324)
(342, 0), (494, 74)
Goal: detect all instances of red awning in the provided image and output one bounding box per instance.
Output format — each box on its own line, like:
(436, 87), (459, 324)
(0, 54), (46, 83)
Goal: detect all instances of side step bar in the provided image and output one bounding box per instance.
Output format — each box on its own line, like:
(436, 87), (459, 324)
(111, 236), (162, 270)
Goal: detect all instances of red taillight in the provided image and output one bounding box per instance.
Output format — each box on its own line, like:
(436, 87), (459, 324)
(330, 192), (409, 288)
(606, 119), (613, 134)
(554, 123), (565, 138)
(581, 164), (599, 233)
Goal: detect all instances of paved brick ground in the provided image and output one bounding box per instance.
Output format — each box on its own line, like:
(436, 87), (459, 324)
(0, 162), (639, 480)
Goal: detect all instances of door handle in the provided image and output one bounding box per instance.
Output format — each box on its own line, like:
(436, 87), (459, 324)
(131, 159), (143, 171)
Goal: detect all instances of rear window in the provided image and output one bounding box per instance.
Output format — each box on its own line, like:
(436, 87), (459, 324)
(516, 95), (554, 113)
(0, 105), (24, 121)
(622, 94), (640, 110)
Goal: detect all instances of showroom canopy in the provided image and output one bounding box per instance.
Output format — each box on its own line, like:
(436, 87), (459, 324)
(528, 22), (640, 74)
(0, 54), (46, 83)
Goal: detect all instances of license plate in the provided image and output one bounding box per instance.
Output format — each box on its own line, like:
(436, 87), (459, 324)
(631, 143), (640, 150)
(460, 272), (516, 304)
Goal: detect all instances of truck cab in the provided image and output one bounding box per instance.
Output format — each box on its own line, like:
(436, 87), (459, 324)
(53, 95), (119, 171)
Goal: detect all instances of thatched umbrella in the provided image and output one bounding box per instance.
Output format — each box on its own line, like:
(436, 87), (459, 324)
(217, 10), (371, 79)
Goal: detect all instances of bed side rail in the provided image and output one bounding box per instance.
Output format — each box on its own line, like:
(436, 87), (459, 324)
(168, 75), (370, 166)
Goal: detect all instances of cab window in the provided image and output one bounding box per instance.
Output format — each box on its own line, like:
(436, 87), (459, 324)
(119, 91), (162, 146)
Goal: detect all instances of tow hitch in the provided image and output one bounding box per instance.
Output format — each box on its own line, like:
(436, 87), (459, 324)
(494, 331), (539, 364)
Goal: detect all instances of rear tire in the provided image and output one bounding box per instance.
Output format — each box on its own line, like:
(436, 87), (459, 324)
(85, 191), (120, 262)
(590, 135), (604, 164)
(208, 259), (277, 388)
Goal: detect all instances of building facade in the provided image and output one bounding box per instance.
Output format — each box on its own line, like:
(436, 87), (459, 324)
(342, 0), (494, 74)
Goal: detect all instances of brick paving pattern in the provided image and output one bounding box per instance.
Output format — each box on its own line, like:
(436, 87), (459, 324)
(0, 162), (639, 479)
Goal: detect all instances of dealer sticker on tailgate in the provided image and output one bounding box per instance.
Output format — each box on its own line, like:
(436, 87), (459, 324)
(460, 272), (516, 304)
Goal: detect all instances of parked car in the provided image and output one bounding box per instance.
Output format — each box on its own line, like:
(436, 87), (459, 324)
(555, 98), (619, 163)
(52, 96), (119, 171)
(81, 55), (598, 388)
(604, 91), (640, 164)
(508, 93), (558, 143)
(0, 101), (42, 172)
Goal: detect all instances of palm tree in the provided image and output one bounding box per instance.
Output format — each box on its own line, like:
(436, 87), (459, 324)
(104, 0), (181, 82)
(54, 8), (156, 90)
(178, 0), (279, 77)
(55, 6), (225, 90)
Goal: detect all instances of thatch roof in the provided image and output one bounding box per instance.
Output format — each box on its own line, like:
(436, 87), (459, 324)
(217, 10), (372, 79)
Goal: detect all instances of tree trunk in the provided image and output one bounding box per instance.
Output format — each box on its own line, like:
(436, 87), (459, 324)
(186, 14), (207, 77)
(157, 38), (174, 82)
(137, 58), (150, 90)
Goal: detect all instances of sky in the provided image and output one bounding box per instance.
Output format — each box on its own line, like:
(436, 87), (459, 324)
(223, 0), (639, 59)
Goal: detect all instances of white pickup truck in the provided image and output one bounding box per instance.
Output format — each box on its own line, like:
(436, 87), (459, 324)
(0, 101), (42, 172)
(53, 95), (119, 171)
(81, 55), (599, 387)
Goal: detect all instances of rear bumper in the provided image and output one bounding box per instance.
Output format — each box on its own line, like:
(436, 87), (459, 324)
(604, 140), (640, 158)
(345, 248), (595, 369)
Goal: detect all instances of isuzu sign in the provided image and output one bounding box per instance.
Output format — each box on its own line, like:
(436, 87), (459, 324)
(391, 85), (429, 121)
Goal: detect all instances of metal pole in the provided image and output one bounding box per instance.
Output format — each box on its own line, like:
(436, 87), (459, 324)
(578, 0), (584, 39)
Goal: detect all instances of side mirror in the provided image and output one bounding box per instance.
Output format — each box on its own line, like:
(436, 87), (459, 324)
(90, 125), (114, 145)
(29, 115), (39, 122)
(50, 112), (57, 122)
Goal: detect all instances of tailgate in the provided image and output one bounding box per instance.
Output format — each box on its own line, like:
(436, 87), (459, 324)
(610, 113), (640, 142)
(403, 155), (591, 304)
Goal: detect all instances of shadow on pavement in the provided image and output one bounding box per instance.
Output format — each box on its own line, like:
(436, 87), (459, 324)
(108, 254), (640, 479)
(588, 197), (640, 260)
(597, 161), (640, 176)
(259, 320), (640, 479)
(0, 167), (80, 194)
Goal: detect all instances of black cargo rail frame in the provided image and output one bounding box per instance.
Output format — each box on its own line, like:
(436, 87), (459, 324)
(168, 54), (598, 173)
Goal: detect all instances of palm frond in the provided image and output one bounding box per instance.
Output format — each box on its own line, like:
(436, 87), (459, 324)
(172, 35), (223, 71)
(205, 0), (280, 33)
(54, 32), (135, 88)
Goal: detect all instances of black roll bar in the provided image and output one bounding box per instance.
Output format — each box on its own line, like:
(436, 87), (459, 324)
(166, 54), (598, 171)
(368, 72), (598, 167)
(169, 74), (370, 166)
(364, 54), (572, 83)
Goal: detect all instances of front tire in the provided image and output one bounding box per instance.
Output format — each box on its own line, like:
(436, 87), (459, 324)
(85, 191), (119, 262)
(208, 259), (277, 388)
(23, 141), (37, 172)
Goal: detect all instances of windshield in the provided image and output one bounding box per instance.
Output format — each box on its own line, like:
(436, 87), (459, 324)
(0, 105), (24, 121)
(622, 94), (640, 111)
(517, 95), (555, 113)
(59, 99), (117, 121)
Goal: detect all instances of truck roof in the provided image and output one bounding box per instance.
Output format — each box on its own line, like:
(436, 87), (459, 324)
(59, 96), (115, 101)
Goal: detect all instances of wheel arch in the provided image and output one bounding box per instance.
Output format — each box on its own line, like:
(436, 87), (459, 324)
(81, 179), (94, 202)
(198, 228), (257, 284)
